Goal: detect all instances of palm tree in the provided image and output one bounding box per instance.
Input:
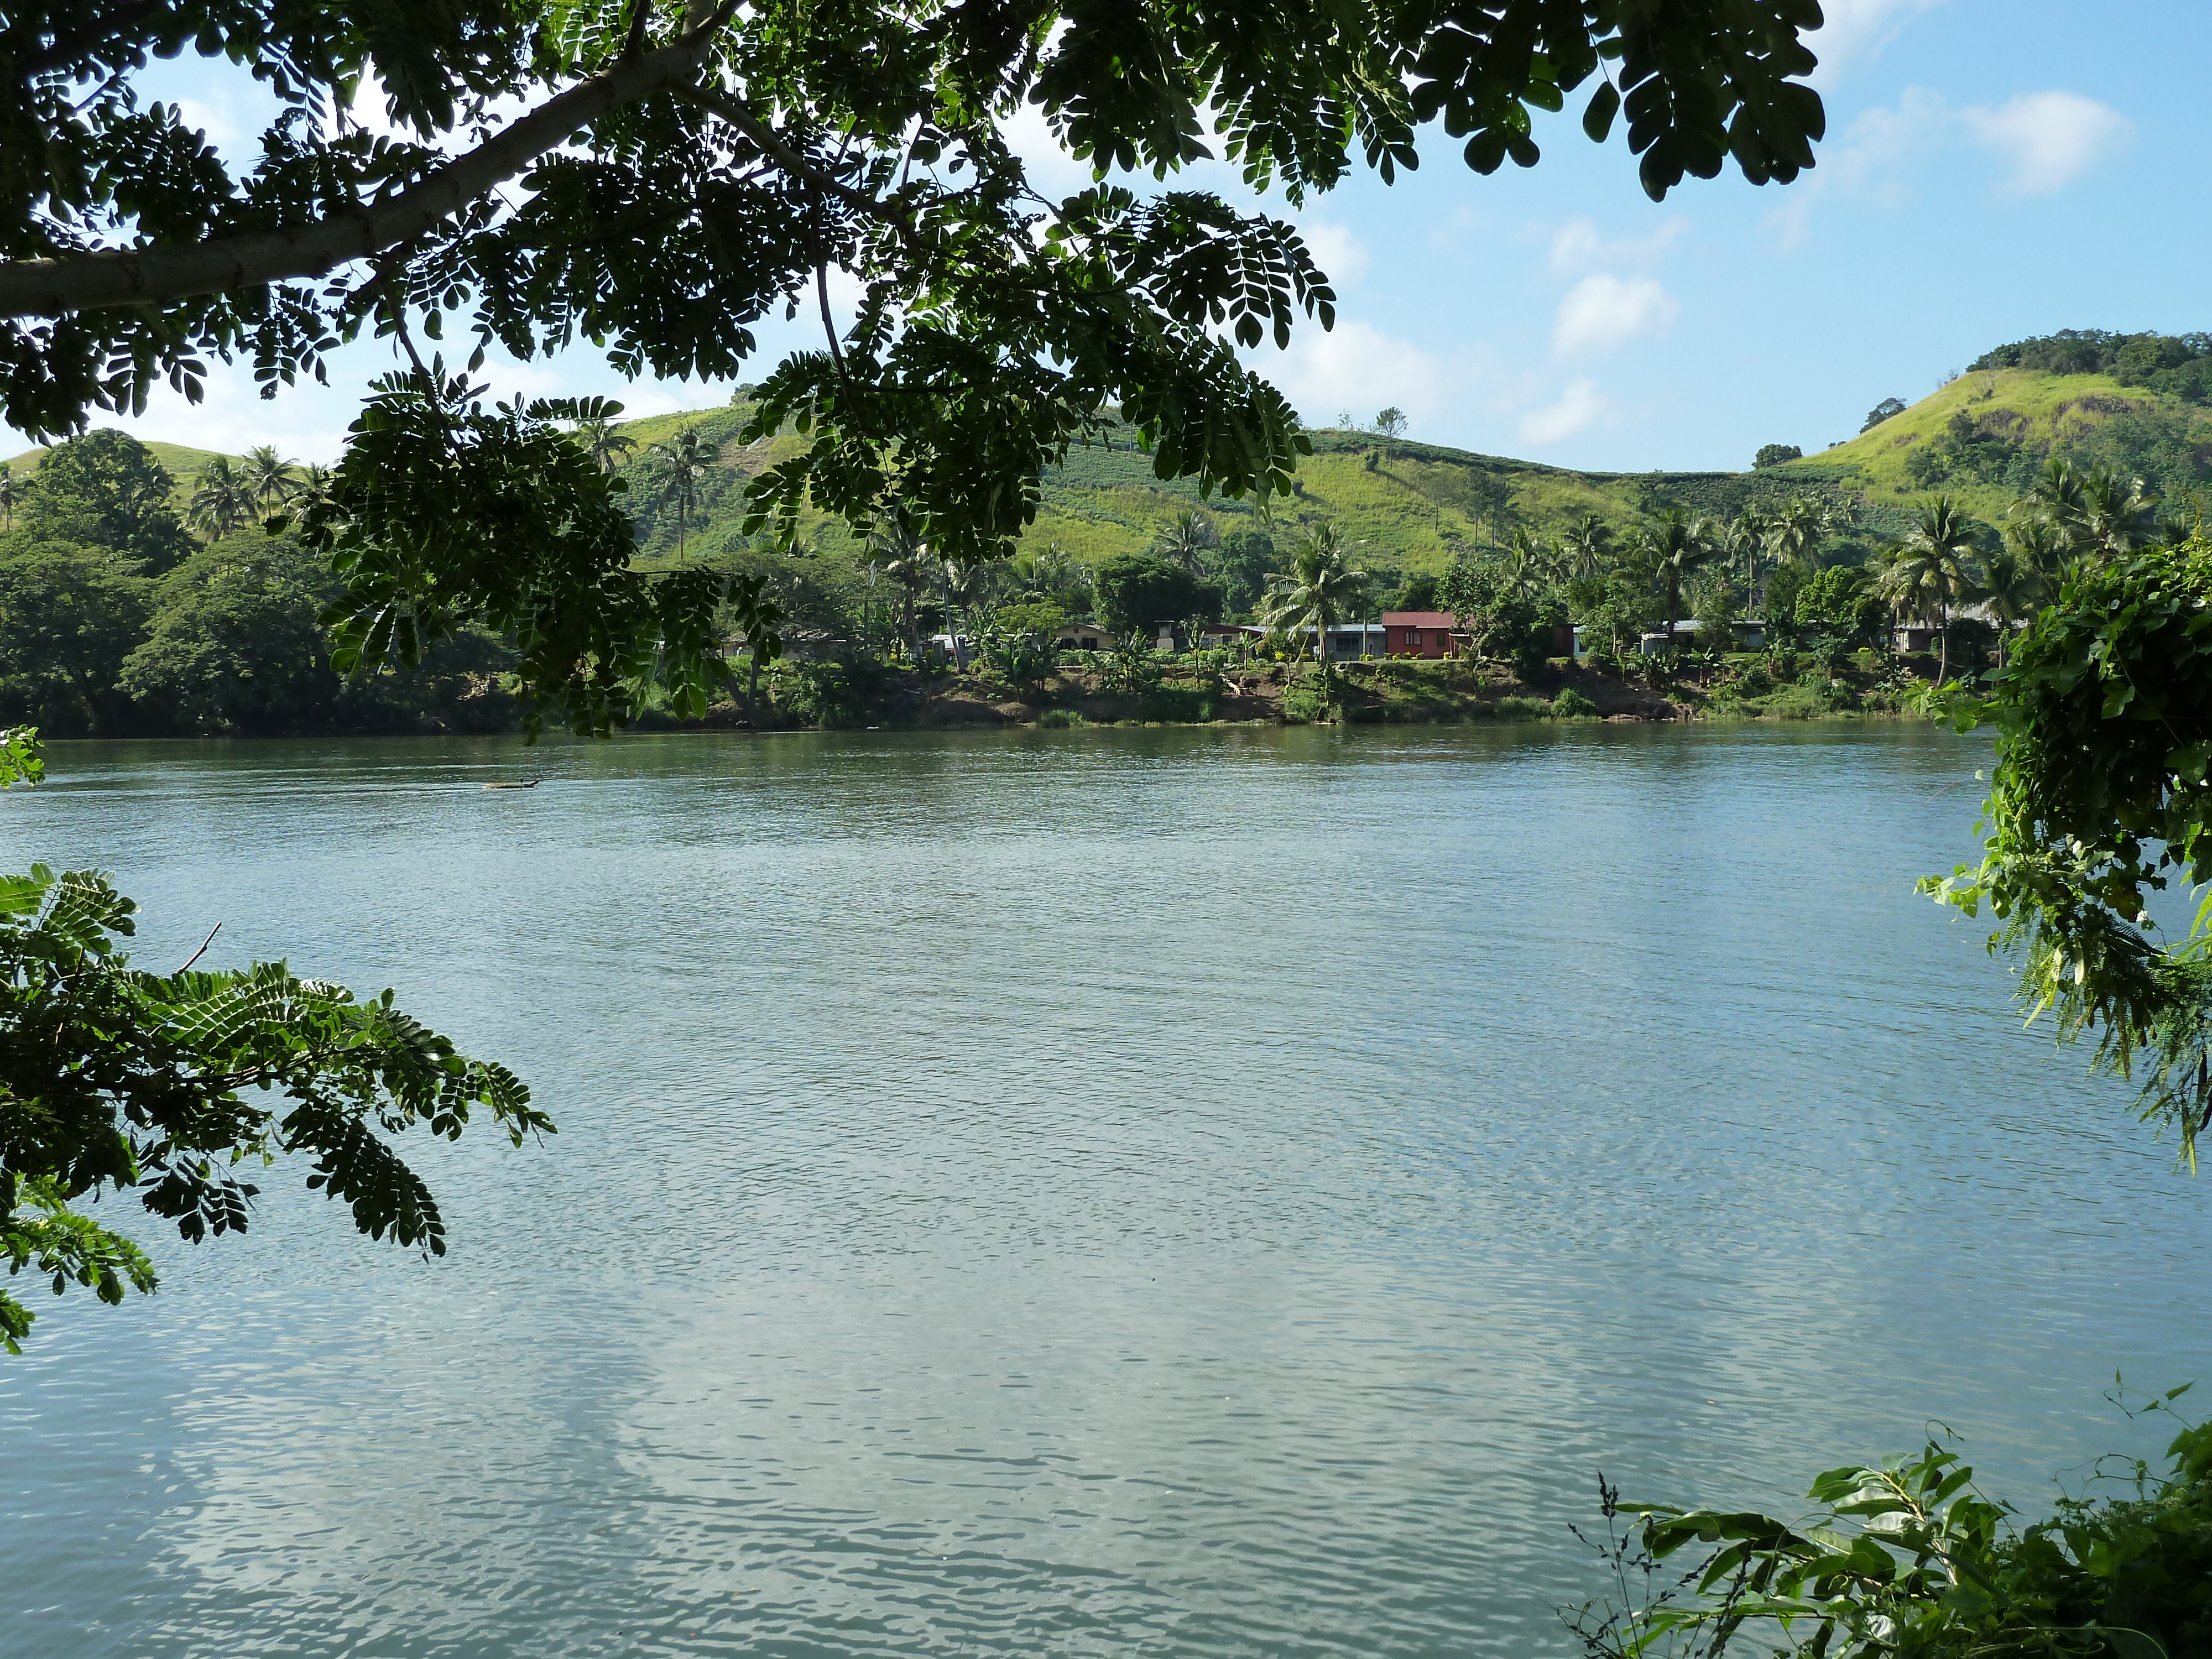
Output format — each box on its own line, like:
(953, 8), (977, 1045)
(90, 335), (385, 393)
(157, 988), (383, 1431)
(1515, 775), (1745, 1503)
(1556, 514), (1612, 582)
(575, 414), (635, 473)
(2028, 456), (2087, 533)
(1257, 523), (1369, 692)
(1719, 506), (1770, 595)
(1763, 493), (1831, 571)
(2073, 466), (2159, 562)
(1641, 511), (1715, 648)
(1879, 496), (1979, 684)
(241, 445), (300, 512)
(2000, 512), (2065, 583)
(1504, 526), (1557, 595)
(1154, 509), (1217, 574)
(940, 555), (989, 654)
(1978, 542), (2042, 669)
(867, 514), (928, 650)
(650, 428), (711, 562)
(187, 457), (255, 539)
(724, 572), (786, 721)
(292, 463), (336, 519)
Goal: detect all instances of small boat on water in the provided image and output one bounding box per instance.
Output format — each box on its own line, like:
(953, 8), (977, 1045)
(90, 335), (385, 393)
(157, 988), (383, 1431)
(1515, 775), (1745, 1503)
(482, 780), (541, 790)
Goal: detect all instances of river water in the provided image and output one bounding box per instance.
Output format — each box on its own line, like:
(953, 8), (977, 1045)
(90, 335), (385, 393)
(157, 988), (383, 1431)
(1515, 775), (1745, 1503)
(2, 725), (2208, 1659)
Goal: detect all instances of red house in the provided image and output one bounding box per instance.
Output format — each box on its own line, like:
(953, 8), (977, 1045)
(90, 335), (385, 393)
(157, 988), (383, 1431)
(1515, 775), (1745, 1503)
(1381, 611), (1458, 658)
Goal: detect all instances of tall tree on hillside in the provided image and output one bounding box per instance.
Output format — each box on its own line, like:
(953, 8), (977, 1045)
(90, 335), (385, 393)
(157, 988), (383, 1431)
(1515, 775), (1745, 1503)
(186, 458), (255, 541)
(867, 514), (928, 651)
(575, 413), (636, 474)
(19, 431), (192, 573)
(1978, 544), (2042, 670)
(2074, 466), (2161, 562)
(2001, 512), (2065, 582)
(1557, 514), (1613, 582)
(1717, 507), (1770, 596)
(649, 429), (712, 564)
(1155, 510), (1219, 575)
(1764, 494), (1832, 571)
(1642, 512), (1716, 647)
(1879, 497), (1980, 685)
(241, 445), (300, 512)
(0, 471), (15, 533)
(1258, 524), (1369, 691)
(1504, 526), (1557, 595)
(291, 464), (336, 520)
(2025, 458), (2090, 565)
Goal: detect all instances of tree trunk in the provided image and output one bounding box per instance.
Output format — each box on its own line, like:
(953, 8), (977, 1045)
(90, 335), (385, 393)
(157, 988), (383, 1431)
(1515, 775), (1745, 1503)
(746, 650), (763, 722)
(1936, 600), (1948, 685)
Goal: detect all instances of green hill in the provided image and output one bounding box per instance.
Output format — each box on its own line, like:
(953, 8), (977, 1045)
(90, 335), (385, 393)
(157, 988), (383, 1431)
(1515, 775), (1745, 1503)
(13, 333), (2211, 592)
(1775, 365), (2212, 525)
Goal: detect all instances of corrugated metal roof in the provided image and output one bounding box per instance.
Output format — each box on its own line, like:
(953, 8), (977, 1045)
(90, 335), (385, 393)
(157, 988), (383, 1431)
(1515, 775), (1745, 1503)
(1381, 611), (1457, 628)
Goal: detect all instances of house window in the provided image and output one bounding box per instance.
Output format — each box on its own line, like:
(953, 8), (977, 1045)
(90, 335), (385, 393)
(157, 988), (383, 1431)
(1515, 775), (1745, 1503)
(1407, 629), (1421, 646)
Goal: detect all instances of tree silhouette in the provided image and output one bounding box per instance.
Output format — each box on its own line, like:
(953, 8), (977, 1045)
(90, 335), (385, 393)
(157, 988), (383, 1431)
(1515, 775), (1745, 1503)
(649, 429), (712, 563)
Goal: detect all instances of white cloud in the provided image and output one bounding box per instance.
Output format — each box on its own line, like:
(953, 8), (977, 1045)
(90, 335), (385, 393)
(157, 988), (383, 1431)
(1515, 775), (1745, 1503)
(1961, 90), (2133, 195)
(1270, 318), (1444, 430)
(1551, 274), (1679, 358)
(1517, 380), (1610, 447)
(1297, 218), (1370, 291)
(1547, 216), (1688, 274)
(1765, 85), (1949, 248)
(1804, 0), (1947, 84)
(1767, 85), (2127, 246)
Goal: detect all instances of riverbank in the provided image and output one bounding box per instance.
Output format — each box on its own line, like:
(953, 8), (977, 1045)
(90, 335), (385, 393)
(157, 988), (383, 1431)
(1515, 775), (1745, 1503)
(632, 648), (1943, 733)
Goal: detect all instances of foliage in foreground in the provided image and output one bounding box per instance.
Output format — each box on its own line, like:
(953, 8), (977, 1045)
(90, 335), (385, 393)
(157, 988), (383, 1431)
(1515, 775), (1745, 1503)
(0, 732), (547, 1352)
(1924, 534), (2212, 1166)
(1570, 1388), (2212, 1659)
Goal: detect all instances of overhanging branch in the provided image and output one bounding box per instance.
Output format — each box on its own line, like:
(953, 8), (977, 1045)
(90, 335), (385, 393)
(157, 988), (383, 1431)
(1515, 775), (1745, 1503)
(0, 29), (722, 320)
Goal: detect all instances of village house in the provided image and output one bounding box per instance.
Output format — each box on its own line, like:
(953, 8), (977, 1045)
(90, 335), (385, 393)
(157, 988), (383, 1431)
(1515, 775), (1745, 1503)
(1381, 611), (1458, 658)
(1196, 622), (1269, 649)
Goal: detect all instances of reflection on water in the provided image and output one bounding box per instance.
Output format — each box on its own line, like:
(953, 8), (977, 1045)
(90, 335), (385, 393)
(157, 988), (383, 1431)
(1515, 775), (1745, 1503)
(2, 724), (2206, 1658)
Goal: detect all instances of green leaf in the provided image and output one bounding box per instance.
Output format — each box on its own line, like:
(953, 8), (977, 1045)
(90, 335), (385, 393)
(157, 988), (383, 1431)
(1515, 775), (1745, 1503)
(1582, 82), (1620, 143)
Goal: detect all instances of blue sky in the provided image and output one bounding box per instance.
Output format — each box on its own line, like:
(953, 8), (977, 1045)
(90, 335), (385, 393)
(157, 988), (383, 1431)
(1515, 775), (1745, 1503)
(26, 1), (2208, 473)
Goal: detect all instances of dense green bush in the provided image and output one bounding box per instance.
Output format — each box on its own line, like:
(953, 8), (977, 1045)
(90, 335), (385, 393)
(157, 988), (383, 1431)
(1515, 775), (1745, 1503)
(0, 542), (150, 733)
(1572, 1389), (2212, 1659)
(769, 659), (870, 727)
(119, 535), (342, 732)
(1281, 678), (1333, 723)
(1140, 685), (1215, 722)
(1553, 686), (1599, 718)
(0, 434), (528, 735)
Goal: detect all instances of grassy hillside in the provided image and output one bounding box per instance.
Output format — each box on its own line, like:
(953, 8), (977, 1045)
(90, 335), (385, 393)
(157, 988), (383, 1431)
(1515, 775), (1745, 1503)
(1777, 366), (2212, 524)
(7, 438), (228, 497)
(13, 347), (2209, 588)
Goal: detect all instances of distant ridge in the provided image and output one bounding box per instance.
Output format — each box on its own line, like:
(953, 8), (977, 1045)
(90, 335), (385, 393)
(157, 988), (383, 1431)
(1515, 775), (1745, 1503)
(12, 336), (2209, 578)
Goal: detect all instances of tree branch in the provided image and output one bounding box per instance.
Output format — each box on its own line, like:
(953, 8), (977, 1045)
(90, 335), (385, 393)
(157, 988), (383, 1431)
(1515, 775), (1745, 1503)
(0, 29), (720, 319)
(667, 82), (903, 225)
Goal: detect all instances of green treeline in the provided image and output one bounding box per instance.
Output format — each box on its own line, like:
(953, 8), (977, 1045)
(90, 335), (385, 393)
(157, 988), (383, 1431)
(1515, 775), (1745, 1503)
(0, 431), (517, 736)
(1969, 327), (2212, 402)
